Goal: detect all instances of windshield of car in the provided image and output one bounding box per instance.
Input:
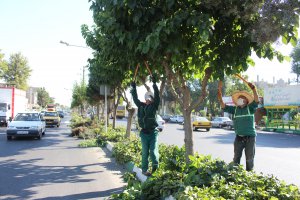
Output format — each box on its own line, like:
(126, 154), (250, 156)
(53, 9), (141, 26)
(44, 112), (58, 117)
(195, 117), (209, 122)
(117, 106), (125, 110)
(220, 117), (231, 121)
(14, 113), (40, 121)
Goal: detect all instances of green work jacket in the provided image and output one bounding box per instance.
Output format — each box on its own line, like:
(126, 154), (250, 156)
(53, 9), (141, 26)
(223, 101), (258, 136)
(131, 83), (160, 131)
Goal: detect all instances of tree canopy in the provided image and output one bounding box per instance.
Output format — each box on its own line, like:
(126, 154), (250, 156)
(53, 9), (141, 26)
(37, 87), (54, 108)
(290, 41), (300, 83)
(83, 0), (299, 160)
(0, 52), (32, 90)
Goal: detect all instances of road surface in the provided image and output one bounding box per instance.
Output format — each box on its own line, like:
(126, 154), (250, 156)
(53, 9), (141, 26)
(0, 117), (126, 200)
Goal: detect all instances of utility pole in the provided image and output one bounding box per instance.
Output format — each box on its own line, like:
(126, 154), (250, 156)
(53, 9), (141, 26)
(83, 67), (85, 84)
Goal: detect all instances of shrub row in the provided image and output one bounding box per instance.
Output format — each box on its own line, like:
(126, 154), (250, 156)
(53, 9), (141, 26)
(109, 137), (300, 199)
(72, 116), (300, 200)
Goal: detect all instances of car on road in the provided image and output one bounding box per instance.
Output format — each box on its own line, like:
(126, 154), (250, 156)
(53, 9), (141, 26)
(192, 116), (212, 131)
(169, 115), (184, 123)
(211, 117), (232, 128)
(43, 111), (61, 127)
(161, 114), (172, 122)
(58, 110), (64, 118)
(6, 111), (46, 140)
(224, 120), (234, 130)
(156, 115), (165, 132)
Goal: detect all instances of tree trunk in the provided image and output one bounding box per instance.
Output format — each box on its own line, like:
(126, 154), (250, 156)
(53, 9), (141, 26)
(97, 102), (100, 120)
(112, 90), (121, 129)
(182, 85), (194, 162)
(183, 109), (193, 162)
(125, 108), (135, 138)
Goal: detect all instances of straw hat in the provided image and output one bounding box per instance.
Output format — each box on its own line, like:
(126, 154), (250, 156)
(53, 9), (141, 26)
(232, 91), (254, 105)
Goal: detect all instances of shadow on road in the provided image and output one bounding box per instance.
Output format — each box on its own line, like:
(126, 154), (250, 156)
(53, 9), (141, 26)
(36, 188), (124, 199)
(0, 158), (105, 200)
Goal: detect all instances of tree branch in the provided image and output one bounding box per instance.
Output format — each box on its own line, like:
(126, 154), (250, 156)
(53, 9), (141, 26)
(162, 59), (183, 106)
(190, 67), (213, 112)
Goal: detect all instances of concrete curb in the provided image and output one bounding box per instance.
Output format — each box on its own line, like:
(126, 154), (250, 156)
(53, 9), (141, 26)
(106, 141), (114, 152)
(104, 141), (148, 182)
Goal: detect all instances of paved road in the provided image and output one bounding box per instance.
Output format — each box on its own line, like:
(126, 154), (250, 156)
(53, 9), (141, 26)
(115, 118), (300, 187)
(0, 117), (126, 200)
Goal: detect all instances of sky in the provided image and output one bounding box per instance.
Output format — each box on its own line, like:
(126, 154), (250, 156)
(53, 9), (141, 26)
(0, 1), (298, 106)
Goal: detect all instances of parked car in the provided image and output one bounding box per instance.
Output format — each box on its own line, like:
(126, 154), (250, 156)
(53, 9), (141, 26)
(161, 114), (172, 122)
(224, 120), (234, 130)
(132, 115), (165, 132)
(169, 115), (184, 123)
(211, 117), (232, 128)
(192, 116), (212, 131)
(6, 111), (46, 140)
(156, 115), (165, 132)
(58, 110), (64, 118)
(40, 110), (45, 116)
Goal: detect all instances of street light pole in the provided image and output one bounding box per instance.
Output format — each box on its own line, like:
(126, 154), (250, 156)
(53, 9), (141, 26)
(59, 40), (92, 50)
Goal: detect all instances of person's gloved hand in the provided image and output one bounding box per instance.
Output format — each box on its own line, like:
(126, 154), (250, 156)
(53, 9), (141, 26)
(131, 81), (136, 88)
(248, 82), (256, 90)
(151, 74), (157, 83)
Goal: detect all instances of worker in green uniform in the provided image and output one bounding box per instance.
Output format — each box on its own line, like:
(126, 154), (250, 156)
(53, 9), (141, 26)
(131, 76), (160, 176)
(217, 80), (259, 171)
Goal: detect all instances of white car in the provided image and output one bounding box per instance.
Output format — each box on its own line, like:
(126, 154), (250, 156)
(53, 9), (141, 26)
(169, 115), (184, 123)
(156, 115), (165, 132)
(6, 112), (46, 140)
(211, 117), (232, 128)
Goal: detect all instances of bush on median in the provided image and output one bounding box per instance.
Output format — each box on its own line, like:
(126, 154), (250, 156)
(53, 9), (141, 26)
(70, 116), (300, 199)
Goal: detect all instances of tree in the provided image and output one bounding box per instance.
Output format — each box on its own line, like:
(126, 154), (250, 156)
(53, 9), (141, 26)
(37, 87), (53, 108)
(86, 0), (299, 162)
(2, 52), (31, 90)
(71, 81), (87, 116)
(0, 50), (8, 79)
(291, 41), (300, 84)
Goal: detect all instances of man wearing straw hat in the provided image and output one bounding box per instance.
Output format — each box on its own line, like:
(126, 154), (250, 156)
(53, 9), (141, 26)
(217, 80), (259, 171)
(131, 75), (160, 176)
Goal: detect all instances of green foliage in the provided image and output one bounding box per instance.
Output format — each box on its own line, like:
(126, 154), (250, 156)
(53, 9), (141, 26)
(175, 186), (225, 200)
(141, 170), (185, 200)
(70, 113), (92, 129)
(1, 52), (31, 90)
(0, 50), (8, 78)
(108, 172), (142, 200)
(84, 0), (299, 163)
(290, 41), (300, 83)
(112, 138), (141, 165)
(158, 144), (186, 172)
(184, 154), (229, 188)
(98, 126), (126, 143)
(78, 138), (100, 148)
(37, 87), (53, 108)
(71, 81), (87, 110)
(110, 141), (300, 199)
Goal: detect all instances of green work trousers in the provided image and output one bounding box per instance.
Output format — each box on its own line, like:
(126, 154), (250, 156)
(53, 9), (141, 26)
(233, 135), (256, 171)
(140, 130), (159, 173)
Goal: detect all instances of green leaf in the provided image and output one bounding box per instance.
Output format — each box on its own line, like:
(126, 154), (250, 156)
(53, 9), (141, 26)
(290, 37), (297, 47)
(282, 36), (288, 45)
